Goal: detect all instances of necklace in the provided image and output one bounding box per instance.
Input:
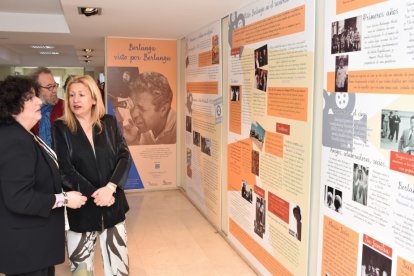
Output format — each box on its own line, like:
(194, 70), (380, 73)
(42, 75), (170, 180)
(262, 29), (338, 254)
(29, 131), (59, 168)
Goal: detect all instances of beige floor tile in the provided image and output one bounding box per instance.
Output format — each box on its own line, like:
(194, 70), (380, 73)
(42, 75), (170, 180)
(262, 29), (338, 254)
(2, 190), (256, 276)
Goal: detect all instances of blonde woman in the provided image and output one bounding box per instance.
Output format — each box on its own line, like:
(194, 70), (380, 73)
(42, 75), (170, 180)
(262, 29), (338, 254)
(52, 75), (131, 275)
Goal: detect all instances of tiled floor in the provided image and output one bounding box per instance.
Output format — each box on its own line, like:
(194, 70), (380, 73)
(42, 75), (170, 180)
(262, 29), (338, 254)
(2, 189), (256, 276)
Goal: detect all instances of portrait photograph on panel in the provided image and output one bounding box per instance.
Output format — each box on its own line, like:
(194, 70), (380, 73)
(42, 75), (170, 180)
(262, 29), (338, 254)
(122, 71), (177, 145)
(289, 204), (302, 241)
(335, 55), (348, 92)
(186, 116), (192, 133)
(201, 136), (212, 156)
(352, 163), (369, 206)
(254, 196), (266, 238)
(230, 85), (241, 101)
(193, 131), (200, 147)
(324, 185), (335, 210)
(333, 189), (343, 214)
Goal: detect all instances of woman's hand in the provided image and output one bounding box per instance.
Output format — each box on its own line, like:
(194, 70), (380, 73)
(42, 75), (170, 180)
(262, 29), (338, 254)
(66, 191), (87, 209)
(92, 186), (115, 207)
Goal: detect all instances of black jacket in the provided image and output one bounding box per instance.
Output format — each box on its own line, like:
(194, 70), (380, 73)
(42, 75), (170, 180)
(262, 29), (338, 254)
(53, 115), (131, 232)
(0, 122), (64, 274)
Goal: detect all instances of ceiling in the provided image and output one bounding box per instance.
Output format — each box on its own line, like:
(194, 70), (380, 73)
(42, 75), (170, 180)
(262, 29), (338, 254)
(0, 0), (254, 69)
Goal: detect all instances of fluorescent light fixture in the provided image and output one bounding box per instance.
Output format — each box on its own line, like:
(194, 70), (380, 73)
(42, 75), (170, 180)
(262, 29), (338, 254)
(39, 51), (60, 55)
(31, 45), (55, 49)
(82, 48), (94, 53)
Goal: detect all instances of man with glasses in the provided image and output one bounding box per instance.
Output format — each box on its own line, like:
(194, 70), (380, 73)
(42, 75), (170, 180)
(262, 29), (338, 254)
(30, 67), (64, 147)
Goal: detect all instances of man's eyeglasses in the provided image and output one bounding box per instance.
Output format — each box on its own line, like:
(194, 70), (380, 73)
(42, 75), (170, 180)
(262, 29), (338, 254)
(40, 82), (59, 91)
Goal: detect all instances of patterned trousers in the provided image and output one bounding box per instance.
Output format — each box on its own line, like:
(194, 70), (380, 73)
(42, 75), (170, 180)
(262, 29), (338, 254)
(66, 221), (129, 276)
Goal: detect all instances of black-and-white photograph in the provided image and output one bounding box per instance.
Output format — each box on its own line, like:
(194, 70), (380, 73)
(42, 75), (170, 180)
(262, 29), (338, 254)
(254, 68), (268, 92)
(324, 185), (335, 210)
(289, 205), (302, 241)
(380, 110), (414, 155)
(186, 92), (193, 114)
(254, 45), (268, 68)
(333, 189), (342, 213)
(201, 136), (211, 156)
(324, 185), (343, 213)
(186, 116), (192, 133)
(241, 180), (253, 203)
(352, 164), (369, 206)
(193, 131), (200, 147)
(360, 244), (392, 276)
(254, 196), (266, 238)
(331, 16), (362, 54)
(230, 85), (241, 101)
(335, 55), (348, 92)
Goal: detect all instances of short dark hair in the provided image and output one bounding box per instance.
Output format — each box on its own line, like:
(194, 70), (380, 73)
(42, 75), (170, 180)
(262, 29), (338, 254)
(334, 195), (342, 210)
(293, 206), (302, 221)
(0, 75), (38, 125)
(129, 72), (173, 111)
(29, 66), (52, 84)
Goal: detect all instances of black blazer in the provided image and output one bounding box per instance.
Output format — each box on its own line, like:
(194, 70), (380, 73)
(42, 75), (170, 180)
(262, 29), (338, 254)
(53, 114), (131, 232)
(0, 122), (64, 275)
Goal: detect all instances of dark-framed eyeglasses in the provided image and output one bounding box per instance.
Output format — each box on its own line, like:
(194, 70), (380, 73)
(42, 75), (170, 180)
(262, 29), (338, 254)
(40, 82), (59, 91)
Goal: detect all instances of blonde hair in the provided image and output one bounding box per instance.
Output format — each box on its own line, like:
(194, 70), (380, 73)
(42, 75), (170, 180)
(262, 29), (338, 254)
(61, 75), (106, 133)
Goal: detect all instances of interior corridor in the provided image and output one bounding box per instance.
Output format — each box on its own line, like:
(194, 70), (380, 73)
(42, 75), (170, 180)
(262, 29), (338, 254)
(49, 189), (258, 275)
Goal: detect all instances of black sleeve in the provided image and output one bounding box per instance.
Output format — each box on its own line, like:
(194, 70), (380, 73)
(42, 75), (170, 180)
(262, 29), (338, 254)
(0, 134), (55, 218)
(107, 116), (131, 190)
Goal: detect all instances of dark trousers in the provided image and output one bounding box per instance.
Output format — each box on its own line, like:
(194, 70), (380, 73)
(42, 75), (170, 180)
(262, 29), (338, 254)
(6, 266), (54, 276)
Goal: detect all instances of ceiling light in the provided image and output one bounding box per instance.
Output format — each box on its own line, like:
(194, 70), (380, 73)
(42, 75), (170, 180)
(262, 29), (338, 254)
(39, 51), (60, 55)
(78, 7), (102, 17)
(84, 60), (91, 63)
(83, 55), (93, 58)
(82, 48), (94, 53)
(31, 45), (55, 49)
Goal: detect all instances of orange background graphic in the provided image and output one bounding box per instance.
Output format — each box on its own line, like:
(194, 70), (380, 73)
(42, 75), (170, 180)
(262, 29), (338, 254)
(230, 219), (292, 275)
(336, 0), (385, 15)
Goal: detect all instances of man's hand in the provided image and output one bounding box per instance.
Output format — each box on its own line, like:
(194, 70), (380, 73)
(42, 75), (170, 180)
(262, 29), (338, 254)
(122, 118), (140, 143)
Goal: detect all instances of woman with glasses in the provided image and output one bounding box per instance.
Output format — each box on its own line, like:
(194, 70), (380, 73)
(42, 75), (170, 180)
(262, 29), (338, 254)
(0, 75), (87, 276)
(30, 67), (64, 147)
(53, 75), (131, 275)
